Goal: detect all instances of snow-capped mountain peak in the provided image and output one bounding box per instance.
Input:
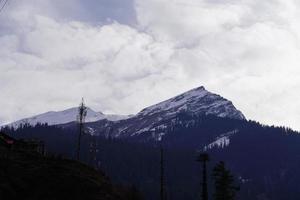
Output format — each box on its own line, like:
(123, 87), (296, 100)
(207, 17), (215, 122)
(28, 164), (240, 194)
(139, 86), (207, 115)
(138, 86), (245, 120)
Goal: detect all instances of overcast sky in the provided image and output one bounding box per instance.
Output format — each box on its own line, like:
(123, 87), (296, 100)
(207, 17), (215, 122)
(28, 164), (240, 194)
(1, 0), (300, 130)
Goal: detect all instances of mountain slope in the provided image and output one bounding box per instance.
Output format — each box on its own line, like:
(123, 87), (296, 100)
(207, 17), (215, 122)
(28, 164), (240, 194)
(0, 133), (142, 200)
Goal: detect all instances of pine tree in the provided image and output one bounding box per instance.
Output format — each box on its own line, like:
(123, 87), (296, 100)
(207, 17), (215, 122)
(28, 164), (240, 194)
(212, 161), (239, 200)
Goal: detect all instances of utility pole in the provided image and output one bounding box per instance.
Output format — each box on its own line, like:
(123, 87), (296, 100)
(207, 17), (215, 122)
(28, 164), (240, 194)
(159, 133), (166, 200)
(160, 146), (165, 200)
(76, 98), (87, 161)
(197, 153), (210, 200)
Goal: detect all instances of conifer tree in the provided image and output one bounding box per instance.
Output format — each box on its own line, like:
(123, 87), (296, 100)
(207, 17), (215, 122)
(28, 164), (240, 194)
(212, 161), (239, 200)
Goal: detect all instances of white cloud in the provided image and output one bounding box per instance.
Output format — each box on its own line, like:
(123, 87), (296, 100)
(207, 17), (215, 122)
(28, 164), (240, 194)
(0, 8), (180, 124)
(135, 0), (300, 130)
(1, 0), (300, 131)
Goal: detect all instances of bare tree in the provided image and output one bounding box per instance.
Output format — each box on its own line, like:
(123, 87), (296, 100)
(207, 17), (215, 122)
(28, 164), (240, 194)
(76, 98), (87, 161)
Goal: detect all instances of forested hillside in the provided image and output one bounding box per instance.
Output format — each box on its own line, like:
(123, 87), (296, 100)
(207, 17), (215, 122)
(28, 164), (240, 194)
(3, 114), (300, 200)
(0, 131), (143, 200)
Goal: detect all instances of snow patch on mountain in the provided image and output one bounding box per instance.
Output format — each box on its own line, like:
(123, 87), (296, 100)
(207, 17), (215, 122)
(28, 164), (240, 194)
(87, 127), (96, 136)
(204, 129), (239, 151)
(155, 132), (167, 141)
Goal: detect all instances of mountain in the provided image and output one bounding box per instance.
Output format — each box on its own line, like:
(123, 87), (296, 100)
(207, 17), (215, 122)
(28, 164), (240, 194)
(6, 86), (245, 141)
(138, 86), (245, 120)
(80, 86), (245, 140)
(5, 107), (131, 128)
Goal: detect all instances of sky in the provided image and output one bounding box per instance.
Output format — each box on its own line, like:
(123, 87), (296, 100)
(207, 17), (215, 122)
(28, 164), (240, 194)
(1, 0), (300, 130)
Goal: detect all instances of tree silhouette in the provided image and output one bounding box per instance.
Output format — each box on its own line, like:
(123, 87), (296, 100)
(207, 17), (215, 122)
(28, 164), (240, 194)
(160, 146), (165, 200)
(212, 161), (239, 200)
(197, 153), (209, 200)
(76, 98), (87, 161)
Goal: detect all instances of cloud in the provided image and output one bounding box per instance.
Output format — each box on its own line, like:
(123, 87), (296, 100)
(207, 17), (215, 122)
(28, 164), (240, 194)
(0, 8), (179, 124)
(133, 0), (300, 130)
(1, 0), (300, 131)
(2, 0), (137, 25)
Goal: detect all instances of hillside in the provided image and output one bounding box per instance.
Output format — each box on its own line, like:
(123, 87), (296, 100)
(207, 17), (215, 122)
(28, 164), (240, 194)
(0, 134), (142, 200)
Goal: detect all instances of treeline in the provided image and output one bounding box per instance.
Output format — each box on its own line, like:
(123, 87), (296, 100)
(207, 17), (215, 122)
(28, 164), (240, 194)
(2, 123), (240, 200)
(2, 113), (300, 199)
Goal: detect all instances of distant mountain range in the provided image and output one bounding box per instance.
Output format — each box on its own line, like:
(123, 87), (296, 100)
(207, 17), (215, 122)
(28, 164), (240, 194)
(6, 86), (245, 141)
